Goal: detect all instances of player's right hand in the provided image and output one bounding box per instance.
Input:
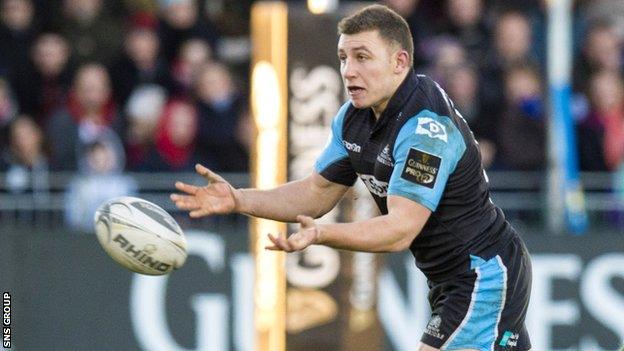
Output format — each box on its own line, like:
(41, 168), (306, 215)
(170, 164), (239, 218)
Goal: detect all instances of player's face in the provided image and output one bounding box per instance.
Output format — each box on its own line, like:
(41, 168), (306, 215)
(338, 30), (400, 114)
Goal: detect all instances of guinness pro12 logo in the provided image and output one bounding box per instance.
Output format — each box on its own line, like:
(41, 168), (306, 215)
(401, 148), (441, 188)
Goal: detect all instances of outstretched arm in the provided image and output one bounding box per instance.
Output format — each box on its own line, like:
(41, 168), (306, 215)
(171, 164), (349, 222)
(236, 172), (349, 221)
(266, 195), (431, 253)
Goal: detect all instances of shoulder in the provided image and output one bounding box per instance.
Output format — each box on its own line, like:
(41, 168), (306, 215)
(407, 74), (454, 117)
(395, 109), (465, 154)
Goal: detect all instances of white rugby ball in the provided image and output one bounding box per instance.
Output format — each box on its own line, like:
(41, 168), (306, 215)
(94, 196), (187, 275)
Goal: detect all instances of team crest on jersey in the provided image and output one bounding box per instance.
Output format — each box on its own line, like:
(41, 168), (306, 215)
(416, 117), (448, 143)
(401, 148), (441, 188)
(376, 144), (393, 166)
(424, 314), (445, 339)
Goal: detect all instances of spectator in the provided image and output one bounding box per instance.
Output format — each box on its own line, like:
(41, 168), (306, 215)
(109, 11), (172, 106)
(577, 70), (624, 171)
(445, 64), (480, 127)
(481, 9), (537, 122)
(65, 130), (137, 232)
(124, 84), (167, 170)
(58, 0), (124, 66)
(157, 0), (219, 64)
(10, 32), (73, 124)
(423, 36), (466, 87)
(145, 98), (199, 172)
(440, 0), (489, 65)
(574, 19), (623, 94)
(170, 38), (212, 97)
(0, 0), (39, 76)
(194, 62), (250, 172)
(0, 115), (49, 195)
(46, 63), (123, 171)
(492, 9), (535, 65)
(599, 73), (624, 171)
(487, 1), (546, 62)
(496, 63), (546, 171)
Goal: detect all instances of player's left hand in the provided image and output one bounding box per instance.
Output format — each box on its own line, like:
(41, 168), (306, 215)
(266, 215), (320, 252)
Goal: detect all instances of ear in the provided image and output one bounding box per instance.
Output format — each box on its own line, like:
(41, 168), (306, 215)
(393, 49), (410, 74)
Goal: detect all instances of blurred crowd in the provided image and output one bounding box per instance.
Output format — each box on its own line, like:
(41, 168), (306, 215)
(0, 0), (254, 230)
(0, 0), (624, 228)
(0, 0), (253, 181)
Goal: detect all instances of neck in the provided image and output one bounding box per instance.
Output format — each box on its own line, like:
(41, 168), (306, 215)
(371, 100), (390, 120)
(371, 70), (410, 120)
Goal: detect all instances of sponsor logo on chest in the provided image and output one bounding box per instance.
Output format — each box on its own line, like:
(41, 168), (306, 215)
(343, 140), (362, 153)
(359, 174), (388, 197)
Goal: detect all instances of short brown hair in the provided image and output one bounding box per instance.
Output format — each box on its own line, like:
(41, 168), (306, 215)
(338, 4), (414, 66)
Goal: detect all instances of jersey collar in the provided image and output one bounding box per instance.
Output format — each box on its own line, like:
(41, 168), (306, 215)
(371, 69), (419, 133)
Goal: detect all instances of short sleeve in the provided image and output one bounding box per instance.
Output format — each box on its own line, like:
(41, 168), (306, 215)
(314, 102), (358, 186)
(387, 109), (466, 211)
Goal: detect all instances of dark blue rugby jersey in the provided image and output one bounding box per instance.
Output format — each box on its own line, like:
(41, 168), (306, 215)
(315, 70), (514, 281)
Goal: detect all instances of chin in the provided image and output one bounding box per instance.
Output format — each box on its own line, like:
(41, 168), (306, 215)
(349, 99), (370, 109)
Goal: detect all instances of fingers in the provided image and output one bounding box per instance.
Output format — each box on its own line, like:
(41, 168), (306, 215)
(265, 232), (311, 252)
(189, 208), (212, 218)
(170, 199), (213, 218)
(170, 194), (200, 210)
(175, 181), (198, 195)
(265, 233), (281, 251)
(196, 164), (223, 183)
(265, 233), (293, 252)
(275, 233), (293, 251)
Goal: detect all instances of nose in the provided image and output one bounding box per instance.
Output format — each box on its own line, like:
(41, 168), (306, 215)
(341, 58), (357, 80)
